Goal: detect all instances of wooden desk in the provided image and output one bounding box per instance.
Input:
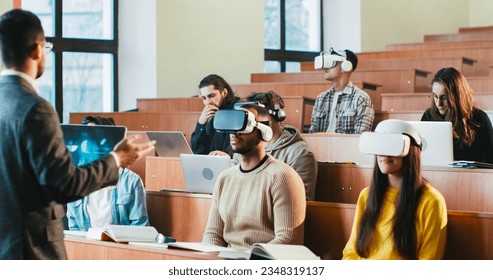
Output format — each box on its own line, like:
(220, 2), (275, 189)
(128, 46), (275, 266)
(250, 69), (431, 93)
(374, 110), (493, 128)
(145, 157), (185, 191)
(304, 201), (493, 260)
(147, 191), (212, 242)
(381, 92), (493, 111)
(64, 235), (221, 260)
(386, 40), (493, 52)
(144, 149), (493, 212)
(125, 131), (155, 185)
(137, 97), (204, 112)
(135, 96), (314, 133)
(316, 163), (493, 212)
(143, 192), (493, 259)
(301, 56), (476, 77)
(424, 32), (493, 42)
(466, 76), (493, 92)
(374, 110), (423, 124)
(301, 133), (374, 165)
(356, 47), (493, 76)
(70, 111), (200, 143)
(459, 26), (493, 33)
(231, 82), (382, 109)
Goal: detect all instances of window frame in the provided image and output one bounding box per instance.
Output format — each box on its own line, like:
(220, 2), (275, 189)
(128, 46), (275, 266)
(35, 0), (119, 122)
(264, 0), (324, 72)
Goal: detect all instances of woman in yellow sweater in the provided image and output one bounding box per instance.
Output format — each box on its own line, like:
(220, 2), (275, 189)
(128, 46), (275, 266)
(343, 119), (448, 260)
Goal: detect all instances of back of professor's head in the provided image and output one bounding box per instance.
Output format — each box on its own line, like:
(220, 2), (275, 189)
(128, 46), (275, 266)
(0, 9), (44, 68)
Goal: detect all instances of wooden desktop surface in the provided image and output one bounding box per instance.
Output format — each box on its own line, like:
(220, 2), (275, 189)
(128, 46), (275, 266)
(64, 235), (222, 260)
(315, 162), (493, 212)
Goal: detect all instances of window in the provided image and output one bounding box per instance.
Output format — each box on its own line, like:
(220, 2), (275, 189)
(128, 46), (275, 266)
(21, 0), (118, 123)
(264, 0), (323, 73)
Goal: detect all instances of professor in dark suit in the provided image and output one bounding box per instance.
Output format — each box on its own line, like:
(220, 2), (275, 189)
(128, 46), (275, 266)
(0, 9), (155, 259)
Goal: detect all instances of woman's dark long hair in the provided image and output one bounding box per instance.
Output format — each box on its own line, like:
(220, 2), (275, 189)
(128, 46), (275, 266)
(429, 67), (478, 147)
(355, 143), (426, 259)
(198, 74), (238, 107)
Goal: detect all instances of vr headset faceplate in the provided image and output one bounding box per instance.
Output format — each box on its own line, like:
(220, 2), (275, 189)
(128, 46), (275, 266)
(213, 109), (273, 141)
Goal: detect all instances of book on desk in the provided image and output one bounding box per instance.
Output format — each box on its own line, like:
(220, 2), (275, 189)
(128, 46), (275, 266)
(86, 225), (159, 243)
(165, 242), (320, 260)
(218, 243), (320, 260)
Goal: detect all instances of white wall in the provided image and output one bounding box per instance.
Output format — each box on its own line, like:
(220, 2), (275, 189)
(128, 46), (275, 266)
(469, 0), (493, 26)
(0, 1), (13, 72)
(359, 0), (469, 51)
(119, 0), (157, 111)
(156, 0), (264, 98)
(323, 0), (361, 52)
(0, 1), (11, 14)
(320, 0), (479, 53)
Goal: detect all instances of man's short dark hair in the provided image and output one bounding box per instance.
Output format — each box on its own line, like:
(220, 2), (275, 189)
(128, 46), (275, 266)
(330, 48), (358, 71)
(82, 116), (116, 126)
(0, 9), (44, 68)
(343, 49), (358, 71)
(246, 90), (284, 115)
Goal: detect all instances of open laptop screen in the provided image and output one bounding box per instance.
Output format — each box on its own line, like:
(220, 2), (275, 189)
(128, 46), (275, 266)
(61, 124), (127, 166)
(407, 121), (453, 167)
(180, 154), (232, 194)
(146, 131), (192, 157)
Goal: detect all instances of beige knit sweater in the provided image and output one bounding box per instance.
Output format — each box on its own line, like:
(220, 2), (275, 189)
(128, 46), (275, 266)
(202, 156), (306, 249)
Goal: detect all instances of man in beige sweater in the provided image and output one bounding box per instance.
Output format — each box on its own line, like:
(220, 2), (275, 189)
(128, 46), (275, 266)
(202, 105), (306, 249)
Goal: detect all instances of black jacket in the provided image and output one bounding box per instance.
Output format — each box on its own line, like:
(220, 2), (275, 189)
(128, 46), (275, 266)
(191, 98), (239, 157)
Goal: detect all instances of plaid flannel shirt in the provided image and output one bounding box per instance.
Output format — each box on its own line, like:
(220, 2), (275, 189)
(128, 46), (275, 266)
(309, 81), (375, 134)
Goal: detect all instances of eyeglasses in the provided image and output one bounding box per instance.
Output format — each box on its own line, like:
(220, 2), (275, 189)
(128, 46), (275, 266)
(45, 41), (53, 54)
(430, 93), (447, 101)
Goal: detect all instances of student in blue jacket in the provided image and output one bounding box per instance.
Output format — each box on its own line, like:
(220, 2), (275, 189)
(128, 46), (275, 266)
(66, 116), (149, 231)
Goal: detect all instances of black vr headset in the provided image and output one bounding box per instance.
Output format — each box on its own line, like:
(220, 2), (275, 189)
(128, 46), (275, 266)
(213, 109), (273, 141)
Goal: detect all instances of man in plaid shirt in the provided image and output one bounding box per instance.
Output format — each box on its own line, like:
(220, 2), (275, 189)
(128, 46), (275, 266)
(309, 48), (375, 134)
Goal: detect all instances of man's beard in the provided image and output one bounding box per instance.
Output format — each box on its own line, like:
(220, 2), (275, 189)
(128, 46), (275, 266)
(232, 134), (261, 155)
(36, 61), (44, 79)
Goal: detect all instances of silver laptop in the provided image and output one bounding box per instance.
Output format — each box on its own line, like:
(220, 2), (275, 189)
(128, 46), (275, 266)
(407, 121), (454, 167)
(180, 154), (233, 194)
(146, 131), (192, 157)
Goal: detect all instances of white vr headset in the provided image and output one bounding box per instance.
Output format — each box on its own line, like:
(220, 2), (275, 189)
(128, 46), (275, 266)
(314, 53), (346, 70)
(213, 109), (273, 142)
(359, 119), (422, 157)
(314, 48), (353, 72)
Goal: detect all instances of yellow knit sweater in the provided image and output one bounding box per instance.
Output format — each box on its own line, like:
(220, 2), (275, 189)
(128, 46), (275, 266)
(202, 156), (306, 249)
(343, 184), (447, 260)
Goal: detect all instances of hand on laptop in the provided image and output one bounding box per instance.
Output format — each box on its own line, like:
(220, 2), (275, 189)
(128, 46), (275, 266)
(114, 134), (156, 168)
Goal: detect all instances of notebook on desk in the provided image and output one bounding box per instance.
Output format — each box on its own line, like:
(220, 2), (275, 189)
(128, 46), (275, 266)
(406, 121), (454, 167)
(180, 154), (233, 194)
(146, 131), (192, 157)
(61, 124), (127, 166)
